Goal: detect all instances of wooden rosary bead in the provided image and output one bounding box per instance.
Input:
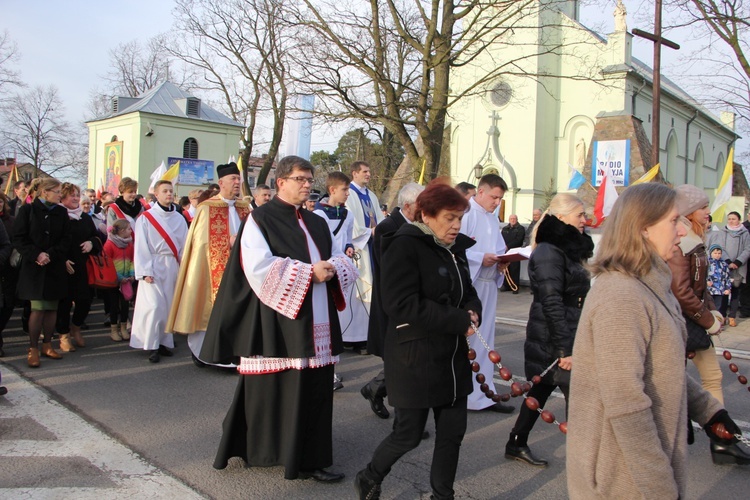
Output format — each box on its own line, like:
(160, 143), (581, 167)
(525, 397), (539, 411)
(541, 410), (555, 423)
(488, 350), (501, 364)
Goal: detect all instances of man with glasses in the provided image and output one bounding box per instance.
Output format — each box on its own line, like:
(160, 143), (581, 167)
(343, 161), (384, 354)
(203, 155), (358, 483)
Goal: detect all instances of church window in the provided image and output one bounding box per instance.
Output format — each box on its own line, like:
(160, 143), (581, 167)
(183, 138), (199, 159)
(489, 81), (513, 108)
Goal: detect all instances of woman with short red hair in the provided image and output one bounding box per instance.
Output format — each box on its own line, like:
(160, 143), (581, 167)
(355, 180), (481, 500)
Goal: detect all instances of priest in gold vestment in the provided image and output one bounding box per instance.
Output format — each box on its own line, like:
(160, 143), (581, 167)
(167, 163), (250, 367)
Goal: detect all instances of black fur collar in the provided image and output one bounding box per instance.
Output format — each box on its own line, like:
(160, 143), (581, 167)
(535, 215), (594, 263)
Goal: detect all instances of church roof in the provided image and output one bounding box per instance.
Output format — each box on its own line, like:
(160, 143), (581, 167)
(97, 81), (243, 128)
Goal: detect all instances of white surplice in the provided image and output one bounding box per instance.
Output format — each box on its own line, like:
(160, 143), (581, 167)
(130, 206), (188, 351)
(460, 197), (507, 410)
(237, 208), (358, 374)
(343, 182), (384, 343)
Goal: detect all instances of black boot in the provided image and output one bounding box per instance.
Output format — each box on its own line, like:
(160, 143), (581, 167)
(505, 433), (548, 467)
(711, 442), (750, 465)
(354, 468), (381, 500)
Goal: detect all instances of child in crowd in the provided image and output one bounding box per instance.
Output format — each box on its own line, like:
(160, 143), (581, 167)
(313, 171), (355, 391)
(707, 243), (732, 320)
(103, 219), (135, 342)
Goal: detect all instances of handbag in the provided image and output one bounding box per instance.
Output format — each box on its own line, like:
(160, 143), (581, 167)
(87, 252), (118, 289)
(119, 279), (134, 301)
(685, 316), (712, 352)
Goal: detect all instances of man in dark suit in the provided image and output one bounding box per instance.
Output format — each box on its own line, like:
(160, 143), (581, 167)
(361, 182), (424, 419)
(7, 181), (27, 217)
(500, 214), (526, 293)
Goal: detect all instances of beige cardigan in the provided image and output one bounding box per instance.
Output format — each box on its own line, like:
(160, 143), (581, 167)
(566, 259), (723, 499)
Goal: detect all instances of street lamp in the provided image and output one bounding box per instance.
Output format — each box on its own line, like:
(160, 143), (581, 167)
(473, 163), (484, 179)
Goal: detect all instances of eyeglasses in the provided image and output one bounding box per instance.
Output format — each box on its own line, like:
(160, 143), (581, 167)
(284, 176), (314, 185)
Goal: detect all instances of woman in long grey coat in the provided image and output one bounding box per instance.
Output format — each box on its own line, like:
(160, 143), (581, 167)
(706, 211), (750, 326)
(567, 184), (745, 499)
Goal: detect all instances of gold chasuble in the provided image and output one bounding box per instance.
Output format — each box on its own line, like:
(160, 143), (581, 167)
(167, 196), (250, 334)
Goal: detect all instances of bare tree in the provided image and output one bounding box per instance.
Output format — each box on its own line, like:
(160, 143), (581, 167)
(665, 0), (750, 137)
(86, 35), (197, 121)
(0, 30), (23, 99)
(169, 0), (291, 187)
(288, 0), (600, 186)
(1, 85), (73, 176)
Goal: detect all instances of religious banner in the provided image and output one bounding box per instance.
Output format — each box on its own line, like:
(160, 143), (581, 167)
(167, 157), (215, 185)
(105, 141), (123, 195)
(591, 139), (630, 187)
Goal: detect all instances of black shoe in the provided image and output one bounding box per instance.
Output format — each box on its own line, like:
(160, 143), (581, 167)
(0, 386), (7, 396)
(711, 442), (750, 465)
(158, 345), (174, 357)
(505, 445), (548, 467)
(421, 430), (430, 440)
(354, 469), (381, 499)
(103, 320), (111, 327)
(512, 290), (519, 295)
(484, 402), (515, 414)
(361, 385), (390, 419)
(191, 353), (207, 368)
(299, 468), (345, 482)
(149, 350), (160, 363)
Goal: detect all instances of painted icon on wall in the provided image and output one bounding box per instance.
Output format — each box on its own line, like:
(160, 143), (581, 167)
(105, 141), (123, 195)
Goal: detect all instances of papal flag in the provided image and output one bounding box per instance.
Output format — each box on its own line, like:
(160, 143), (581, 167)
(710, 148), (734, 223)
(161, 160), (180, 183)
(149, 161), (167, 192)
(631, 163), (660, 186)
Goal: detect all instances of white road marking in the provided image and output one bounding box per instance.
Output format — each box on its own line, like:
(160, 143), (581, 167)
(0, 366), (204, 499)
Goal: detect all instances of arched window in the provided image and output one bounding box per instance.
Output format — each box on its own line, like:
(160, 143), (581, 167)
(665, 132), (679, 184)
(183, 138), (198, 159)
(694, 144), (705, 188)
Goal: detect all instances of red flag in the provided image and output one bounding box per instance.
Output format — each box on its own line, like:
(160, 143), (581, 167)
(592, 173), (619, 228)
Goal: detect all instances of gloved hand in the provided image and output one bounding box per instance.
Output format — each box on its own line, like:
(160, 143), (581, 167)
(706, 315), (723, 335)
(704, 409), (741, 444)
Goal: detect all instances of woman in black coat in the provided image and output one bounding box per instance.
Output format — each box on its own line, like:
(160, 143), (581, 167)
(56, 183), (101, 351)
(13, 178), (71, 367)
(505, 193), (593, 467)
(0, 193), (17, 357)
(355, 181), (482, 500)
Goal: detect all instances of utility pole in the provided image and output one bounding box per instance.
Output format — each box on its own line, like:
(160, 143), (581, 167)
(632, 0), (680, 169)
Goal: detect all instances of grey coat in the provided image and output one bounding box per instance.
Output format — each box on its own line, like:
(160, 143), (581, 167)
(706, 225), (750, 284)
(567, 259), (723, 499)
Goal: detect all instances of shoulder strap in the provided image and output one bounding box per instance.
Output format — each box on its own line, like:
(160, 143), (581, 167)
(109, 204), (125, 220)
(333, 217), (347, 236)
(142, 211), (180, 263)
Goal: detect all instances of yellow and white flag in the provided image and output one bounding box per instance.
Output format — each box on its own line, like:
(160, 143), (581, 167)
(631, 163), (660, 186)
(710, 149), (734, 222)
(237, 155), (247, 197)
(161, 160), (180, 183)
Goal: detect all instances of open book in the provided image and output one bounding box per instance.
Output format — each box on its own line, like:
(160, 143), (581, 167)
(497, 245), (532, 263)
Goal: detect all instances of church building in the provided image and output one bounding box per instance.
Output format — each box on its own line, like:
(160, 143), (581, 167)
(87, 81), (243, 195)
(449, 0), (738, 222)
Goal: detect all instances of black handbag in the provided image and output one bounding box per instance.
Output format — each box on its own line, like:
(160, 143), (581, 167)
(685, 316), (712, 352)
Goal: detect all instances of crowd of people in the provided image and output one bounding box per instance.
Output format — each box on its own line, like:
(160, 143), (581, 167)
(0, 158), (748, 498)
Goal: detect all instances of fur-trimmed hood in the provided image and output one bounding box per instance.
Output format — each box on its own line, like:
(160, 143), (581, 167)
(535, 214), (594, 263)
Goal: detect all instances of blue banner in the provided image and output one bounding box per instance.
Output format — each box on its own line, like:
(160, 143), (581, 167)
(167, 157), (214, 185)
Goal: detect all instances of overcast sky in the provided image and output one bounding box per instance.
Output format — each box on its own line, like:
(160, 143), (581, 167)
(1, 0), (741, 158)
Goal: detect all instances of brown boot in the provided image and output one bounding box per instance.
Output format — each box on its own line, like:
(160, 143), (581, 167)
(59, 334), (76, 352)
(119, 322), (130, 341)
(110, 324), (123, 342)
(41, 342), (62, 359)
(27, 347), (40, 368)
(70, 324), (85, 347)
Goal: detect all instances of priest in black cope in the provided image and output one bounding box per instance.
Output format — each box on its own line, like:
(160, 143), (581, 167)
(202, 156), (358, 483)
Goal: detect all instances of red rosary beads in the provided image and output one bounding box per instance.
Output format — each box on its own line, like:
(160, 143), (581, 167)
(467, 328), (567, 434)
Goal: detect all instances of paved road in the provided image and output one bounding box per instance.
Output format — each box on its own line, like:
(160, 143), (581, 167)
(1, 298), (749, 499)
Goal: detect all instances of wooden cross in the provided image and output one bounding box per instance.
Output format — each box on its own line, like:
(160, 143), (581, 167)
(632, 0), (680, 169)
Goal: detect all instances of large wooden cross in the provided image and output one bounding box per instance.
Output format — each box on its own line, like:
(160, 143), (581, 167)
(632, 0), (680, 169)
